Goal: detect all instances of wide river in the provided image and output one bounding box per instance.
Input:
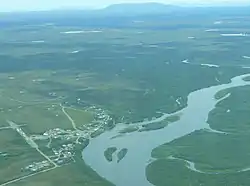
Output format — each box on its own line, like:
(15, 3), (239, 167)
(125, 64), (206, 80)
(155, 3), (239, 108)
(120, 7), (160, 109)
(82, 74), (250, 186)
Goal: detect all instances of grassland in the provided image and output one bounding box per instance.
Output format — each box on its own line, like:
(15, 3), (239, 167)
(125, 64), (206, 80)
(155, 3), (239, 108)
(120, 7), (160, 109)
(1, 12), (250, 124)
(0, 129), (47, 185)
(0, 70), (114, 186)
(64, 108), (94, 129)
(0, 104), (72, 134)
(7, 148), (114, 186)
(1, 9), (250, 186)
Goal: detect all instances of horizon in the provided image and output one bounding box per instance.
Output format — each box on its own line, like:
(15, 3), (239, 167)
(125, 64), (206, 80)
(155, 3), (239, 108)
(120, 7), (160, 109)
(0, 0), (250, 13)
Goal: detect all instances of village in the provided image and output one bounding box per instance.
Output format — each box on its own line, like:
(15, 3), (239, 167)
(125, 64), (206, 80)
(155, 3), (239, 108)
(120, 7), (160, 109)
(23, 105), (113, 173)
(24, 143), (76, 173)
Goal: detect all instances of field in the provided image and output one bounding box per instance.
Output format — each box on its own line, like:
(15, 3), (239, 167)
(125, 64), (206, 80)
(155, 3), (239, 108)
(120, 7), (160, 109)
(0, 129), (47, 185)
(7, 148), (114, 186)
(1, 7), (250, 186)
(0, 70), (114, 185)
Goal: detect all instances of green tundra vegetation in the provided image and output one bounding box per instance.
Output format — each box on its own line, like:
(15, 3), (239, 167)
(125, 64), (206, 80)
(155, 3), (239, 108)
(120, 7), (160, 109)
(1, 6), (250, 186)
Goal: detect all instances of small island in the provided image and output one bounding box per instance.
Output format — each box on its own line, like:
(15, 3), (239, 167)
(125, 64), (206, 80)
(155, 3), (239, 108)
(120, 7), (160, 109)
(117, 148), (128, 163)
(104, 147), (117, 162)
(119, 126), (139, 134)
(139, 115), (181, 132)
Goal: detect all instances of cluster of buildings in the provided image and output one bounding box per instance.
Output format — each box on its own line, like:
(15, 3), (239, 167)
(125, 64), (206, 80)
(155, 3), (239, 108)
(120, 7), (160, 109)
(41, 128), (89, 141)
(43, 128), (67, 138)
(50, 143), (76, 165)
(24, 160), (51, 173)
(48, 92), (57, 97)
(52, 143), (75, 164)
(24, 143), (76, 173)
(25, 105), (114, 171)
(87, 106), (113, 128)
(95, 109), (111, 123)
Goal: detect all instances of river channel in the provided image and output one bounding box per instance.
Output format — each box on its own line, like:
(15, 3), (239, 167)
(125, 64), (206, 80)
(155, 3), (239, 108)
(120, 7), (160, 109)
(82, 74), (250, 186)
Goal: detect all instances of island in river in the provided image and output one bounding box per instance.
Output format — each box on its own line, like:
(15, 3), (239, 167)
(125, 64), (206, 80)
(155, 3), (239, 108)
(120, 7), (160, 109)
(82, 74), (250, 186)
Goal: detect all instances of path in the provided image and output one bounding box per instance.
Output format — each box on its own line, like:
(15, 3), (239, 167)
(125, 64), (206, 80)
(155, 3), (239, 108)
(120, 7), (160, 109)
(46, 137), (52, 148)
(7, 120), (58, 167)
(0, 99), (83, 186)
(0, 124), (26, 131)
(60, 104), (77, 130)
(0, 126), (11, 130)
(0, 167), (56, 186)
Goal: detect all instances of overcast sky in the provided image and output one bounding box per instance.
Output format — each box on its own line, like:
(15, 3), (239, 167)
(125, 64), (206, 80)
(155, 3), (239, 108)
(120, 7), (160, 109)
(0, 0), (249, 12)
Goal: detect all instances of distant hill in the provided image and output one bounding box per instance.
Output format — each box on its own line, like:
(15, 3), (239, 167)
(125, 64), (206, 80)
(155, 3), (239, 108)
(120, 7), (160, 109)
(1, 3), (250, 26)
(99, 3), (180, 15)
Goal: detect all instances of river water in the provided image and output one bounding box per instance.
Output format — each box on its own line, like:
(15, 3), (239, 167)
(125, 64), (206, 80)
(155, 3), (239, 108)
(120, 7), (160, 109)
(82, 74), (250, 186)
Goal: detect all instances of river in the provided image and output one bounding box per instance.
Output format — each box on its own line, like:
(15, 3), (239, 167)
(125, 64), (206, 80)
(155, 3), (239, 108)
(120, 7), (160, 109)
(82, 74), (250, 186)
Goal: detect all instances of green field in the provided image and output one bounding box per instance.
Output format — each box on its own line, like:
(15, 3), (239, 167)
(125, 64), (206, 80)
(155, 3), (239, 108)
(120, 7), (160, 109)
(0, 129), (47, 184)
(7, 149), (114, 186)
(64, 107), (94, 128)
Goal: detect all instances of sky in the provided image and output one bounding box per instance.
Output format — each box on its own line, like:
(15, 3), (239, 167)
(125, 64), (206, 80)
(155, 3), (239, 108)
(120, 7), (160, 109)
(0, 0), (249, 12)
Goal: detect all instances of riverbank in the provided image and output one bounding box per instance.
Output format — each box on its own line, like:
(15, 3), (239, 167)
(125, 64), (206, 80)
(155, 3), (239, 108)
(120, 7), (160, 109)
(82, 74), (250, 186)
